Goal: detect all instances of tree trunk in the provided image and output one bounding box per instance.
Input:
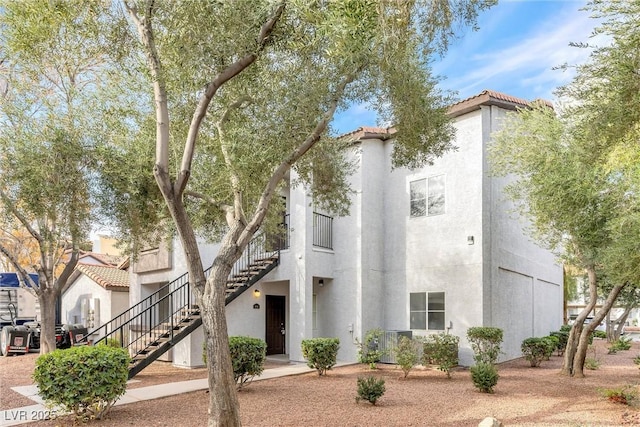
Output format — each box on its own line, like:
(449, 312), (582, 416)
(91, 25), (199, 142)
(561, 266), (597, 376)
(613, 306), (632, 341)
(203, 224), (245, 427)
(37, 288), (58, 354)
(606, 310), (614, 342)
(563, 272), (625, 377)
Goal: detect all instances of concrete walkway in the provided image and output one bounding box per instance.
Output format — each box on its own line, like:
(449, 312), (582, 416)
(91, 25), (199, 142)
(1, 361), (345, 426)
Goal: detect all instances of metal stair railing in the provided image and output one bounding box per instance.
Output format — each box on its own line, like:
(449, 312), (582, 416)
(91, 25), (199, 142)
(82, 232), (282, 377)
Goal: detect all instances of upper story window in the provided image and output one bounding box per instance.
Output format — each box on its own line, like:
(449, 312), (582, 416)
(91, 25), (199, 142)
(410, 175), (445, 217)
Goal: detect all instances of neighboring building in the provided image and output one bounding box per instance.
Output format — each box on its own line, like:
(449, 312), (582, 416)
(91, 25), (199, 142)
(129, 89), (564, 368)
(61, 263), (129, 342)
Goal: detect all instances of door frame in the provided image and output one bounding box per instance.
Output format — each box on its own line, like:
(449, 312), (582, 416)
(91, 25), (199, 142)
(265, 295), (286, 355)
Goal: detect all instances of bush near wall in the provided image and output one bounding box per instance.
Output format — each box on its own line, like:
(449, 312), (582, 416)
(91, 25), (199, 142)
(550, 325), (571, 356)
(467, 327), (503, 365)
(357, 328), (385, 369)
(521, 337), (549, 367)
(422, 333), (459, 378)
(393, 336), (420, 378)
(33, 345), (129, 422)
(301, 337), (340, 376)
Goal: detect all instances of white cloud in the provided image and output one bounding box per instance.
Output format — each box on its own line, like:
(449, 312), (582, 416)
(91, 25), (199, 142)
(437, 2), (608, 101)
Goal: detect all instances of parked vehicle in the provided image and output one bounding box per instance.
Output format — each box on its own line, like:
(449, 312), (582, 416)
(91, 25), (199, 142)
(0, 272), (87, 356)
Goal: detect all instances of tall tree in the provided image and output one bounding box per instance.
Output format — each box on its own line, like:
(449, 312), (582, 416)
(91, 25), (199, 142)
(0, 1), (129, 352)
(490, 0), (640, 378)
(489, 105), (626, 377)
(118, 1), (495, 425)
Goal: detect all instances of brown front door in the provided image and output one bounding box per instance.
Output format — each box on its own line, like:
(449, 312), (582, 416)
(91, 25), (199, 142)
(265, 295), (286, 355)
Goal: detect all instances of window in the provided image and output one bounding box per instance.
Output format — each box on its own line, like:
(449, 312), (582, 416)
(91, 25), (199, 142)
(409, 292), (445, 330)
(410, 293), (426, 329)
(410, 175), (445, 217)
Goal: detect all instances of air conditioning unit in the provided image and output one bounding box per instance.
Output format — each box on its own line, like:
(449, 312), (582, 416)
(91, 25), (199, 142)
(379, 330), (413, 363)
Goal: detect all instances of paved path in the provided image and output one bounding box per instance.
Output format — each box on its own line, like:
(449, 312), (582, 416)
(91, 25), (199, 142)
(1, 361), (347, 426)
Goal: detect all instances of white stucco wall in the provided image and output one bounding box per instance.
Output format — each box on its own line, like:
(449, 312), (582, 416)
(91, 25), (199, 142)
(61, 275), (129, 341)
(379, 110), (486, 365)
(125, 98), (564, 369)
(485, 105), (564, 361)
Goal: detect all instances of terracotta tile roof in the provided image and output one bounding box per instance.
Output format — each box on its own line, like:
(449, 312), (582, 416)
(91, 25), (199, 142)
(76, 264), (130, 292)
(339, 126), (396, 141)
(448, 89), (553, 117)
(340, 89), (553, 141)
(78, 251), (123, 266)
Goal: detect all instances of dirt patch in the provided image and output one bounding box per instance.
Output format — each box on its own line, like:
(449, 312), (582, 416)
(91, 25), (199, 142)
(2, 340), (640, 426)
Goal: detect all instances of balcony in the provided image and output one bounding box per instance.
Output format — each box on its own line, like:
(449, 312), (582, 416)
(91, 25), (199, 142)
(313, 212), (333, 250)
(266, 212), (333, 251)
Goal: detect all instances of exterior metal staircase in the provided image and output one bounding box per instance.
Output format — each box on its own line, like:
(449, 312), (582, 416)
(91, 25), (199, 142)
(83, 234), (282, 378)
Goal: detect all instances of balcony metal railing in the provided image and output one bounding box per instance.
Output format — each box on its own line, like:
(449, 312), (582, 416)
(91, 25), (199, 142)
(313, 212), (333, 250)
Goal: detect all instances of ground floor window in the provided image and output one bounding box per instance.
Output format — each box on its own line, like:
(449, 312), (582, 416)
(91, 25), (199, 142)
(410, 291), (445, 330)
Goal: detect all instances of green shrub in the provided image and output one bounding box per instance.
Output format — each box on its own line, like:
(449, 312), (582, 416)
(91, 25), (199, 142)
(599, 385), (638, 405)
(542, 335), (558, 359)
(357, 328), (385, 369)
(585, 357), (601, 370)
(301, 337), (340, 376)
(521, 337), (548, 367)
(228, 336), (267, 389)
(609, 336), (632, 352)
(422, 333), (459, 378)
(550, 325), (571, 356)
(355, 376), (386, 405)
(393, 336), (420, 378)
(33, 345), (129, 421)
(633, 354), (640, 365)
(593, 330), (607, 339)
(470, 362), (499, 393)
(467, 327), (503, 365)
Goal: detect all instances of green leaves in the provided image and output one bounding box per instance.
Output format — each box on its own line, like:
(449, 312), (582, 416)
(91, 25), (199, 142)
(301, 337), (340, 376)
(33, 345), (130, 420)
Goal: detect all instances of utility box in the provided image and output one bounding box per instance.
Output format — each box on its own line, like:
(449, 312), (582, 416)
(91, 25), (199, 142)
(379, 330), (413, 364)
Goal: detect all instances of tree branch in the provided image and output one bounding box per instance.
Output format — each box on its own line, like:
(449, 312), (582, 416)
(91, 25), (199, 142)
(238, 70), (358, 248)
(176, 1), (286, 196)
(184, 190), (232, 213)
(124, 0), (171, 189)
(216, 96), (252, 225)
(56, 245), (79, 292)
(0, 243), (40, 293)
(0, 189), (43, 244)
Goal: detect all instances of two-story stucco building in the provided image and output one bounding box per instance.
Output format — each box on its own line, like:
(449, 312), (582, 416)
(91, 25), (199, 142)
(128, 90), (564, 368)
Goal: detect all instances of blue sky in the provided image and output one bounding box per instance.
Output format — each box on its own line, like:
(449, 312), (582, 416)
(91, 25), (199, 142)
(333, 0), (602, 134)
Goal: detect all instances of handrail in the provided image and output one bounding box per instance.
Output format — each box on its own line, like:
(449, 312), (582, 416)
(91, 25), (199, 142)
(82, 232), (281, 365)
(312, 212), (333, 250)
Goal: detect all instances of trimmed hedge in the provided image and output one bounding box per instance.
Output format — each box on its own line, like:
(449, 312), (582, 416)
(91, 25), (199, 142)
(470, 362), (499, 393)
(301, 337), (340, 376)
(521, 337), (548, 367)
(467, 327), (503, 365)
(229, 336), (267, 389)
(33, 345), (129, 421)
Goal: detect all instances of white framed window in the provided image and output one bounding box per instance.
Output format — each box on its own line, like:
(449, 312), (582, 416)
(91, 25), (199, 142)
(410, 175), (445, 217)
(409, 292), (445, 330)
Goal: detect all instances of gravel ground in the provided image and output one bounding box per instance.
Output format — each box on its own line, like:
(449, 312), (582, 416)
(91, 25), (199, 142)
(2, 339), (640, 426)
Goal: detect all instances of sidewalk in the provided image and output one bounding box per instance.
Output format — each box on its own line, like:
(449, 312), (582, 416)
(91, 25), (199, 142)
(1, 361), (346, 426)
